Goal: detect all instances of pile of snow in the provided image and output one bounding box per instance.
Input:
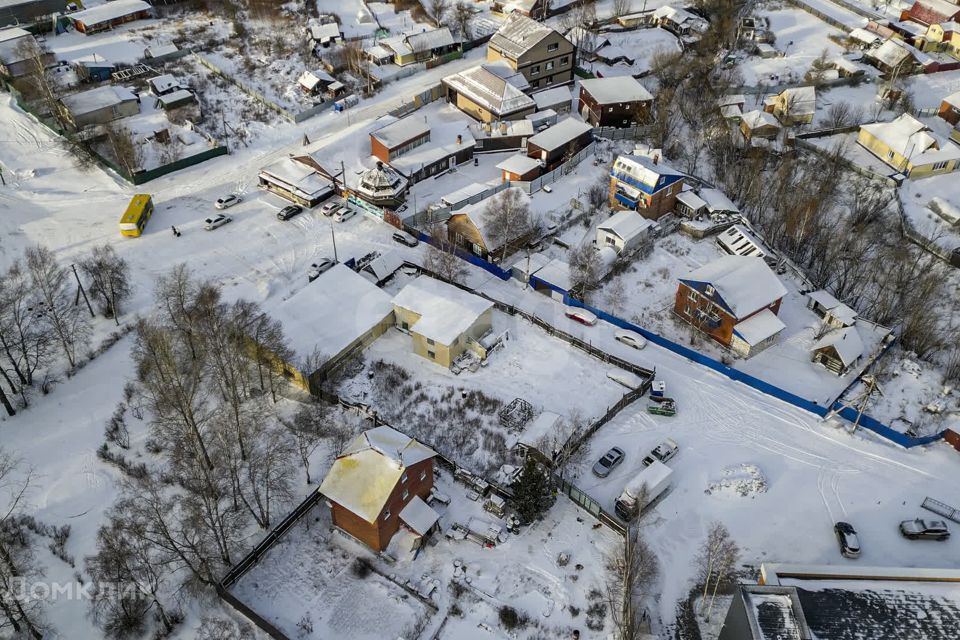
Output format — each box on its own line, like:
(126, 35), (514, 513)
(705, 463), (768, 498)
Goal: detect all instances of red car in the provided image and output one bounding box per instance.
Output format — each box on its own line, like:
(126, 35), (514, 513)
(565, 307), (597, 326)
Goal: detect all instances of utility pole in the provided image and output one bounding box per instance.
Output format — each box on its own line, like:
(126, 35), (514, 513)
(331, 223), (339, 263)
(70, 264), (95, 318)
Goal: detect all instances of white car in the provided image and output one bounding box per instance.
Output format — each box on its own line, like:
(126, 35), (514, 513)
(334, 207), (357, 223)
(320, 201), (339, 216)
(615, 329), (647, 350)
(641, 439), (679, 467)
(214, 194), (241, 209)
(204, 214), (232, 230)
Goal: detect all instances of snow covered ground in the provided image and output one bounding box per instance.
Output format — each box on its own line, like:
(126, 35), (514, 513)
(231, 468), (621, 639)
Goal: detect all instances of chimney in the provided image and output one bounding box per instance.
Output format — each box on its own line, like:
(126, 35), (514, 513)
(376, 160), (384, 169)
(653, 154), (659, 165)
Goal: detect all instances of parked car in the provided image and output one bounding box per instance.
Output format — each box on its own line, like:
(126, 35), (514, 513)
(592, 446), (625, 478)
(215, 194), (241, 209)
(320, 201), (340, 216)
(277, 204), (303, 221)
(899, 519), (950, 540)
(642, 439), (679, 467)
(544, 222), (559, 236)
(204, 214), (232, 230)
(392, 231), (419, 247)
(334, 207), (356, 223)
(307, 258), (335, 281)
(615, 329), (647, 350)
(834, 522), (861, 558)
(565, 307), (597, 326)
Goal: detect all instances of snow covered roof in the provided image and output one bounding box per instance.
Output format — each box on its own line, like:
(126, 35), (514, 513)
(380, 34), (412, 57)
(598, 210), (653, 242)
(812, 326), (864, 366)
(357, 161), (407, 198)
(734, 309), (785, 346)
(676, 190), (707, 211)
(807, 289), (841, 310)
(360, 251), (404, 284)
(406, 27), (454, 53)
(526, 117), (592, 152)
(929, 195), (960, 224)
(399, 496), (440, 535)
(482, 59), (530, 91)
(868, 39), (914, 68)
(320, 426), (436, 523)
(391, 276), (493, 345)
(579, 76), (653, 105)
(489, 13), (557, 59)
(61, 85), (137, 116)
(0, 26), (29, 43)
(469, 119), (535, 139)
(0, 27), (32, 64)
(909, 0), (960, 23)
(510, 251), (551, 277)
(518, 411), (562, 448)
(156, 89), (194, 107)
(269, 264), (393, 366)
(849, 27), (883, 45)
(741, 109), (780, 130)
(443, 64), (536, 117)
(740, 586), (812, 640)
(440, 182), (491, 207)
(308, 22), (341, 42)
(148, 74), (180, 94)
(683, 256), (786, 319)
(718, 94), (746, 107)
(533, 258), (572, 291)
(612, 154), (684, 194)
(371, 115), (430, 149)
(718, 224), (767, 258)
(259, 156), (334, 201)
(366, 44), (392, 59)
(699, 188), (739, 214)
(860, 114), (960, 166)
(533, 85), (571, 110)
(775, 86), (816, 117)
(297, 69), (335, 91)
(497, 154), (541, 175)
(943, 90), (960, 109)
(69, 0), (151, 26)
(145, 43), (178, 57)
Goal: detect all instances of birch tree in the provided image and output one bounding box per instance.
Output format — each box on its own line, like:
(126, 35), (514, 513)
(606, 520), (659, 640)
(79, 244), (132, 323)
(483, 188), (532, 263)
(25, 244), (90, 369)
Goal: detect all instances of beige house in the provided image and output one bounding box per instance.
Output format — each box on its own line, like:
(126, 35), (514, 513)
(442, 65), (536, 122)
(487, 13), (575, 90)
(857, 113), (960, 178)
(391, 276), (494, 368)
(762, 85), (816, 125)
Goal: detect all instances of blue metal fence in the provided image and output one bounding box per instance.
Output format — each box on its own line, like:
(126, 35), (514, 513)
(416, 231), (512, 280)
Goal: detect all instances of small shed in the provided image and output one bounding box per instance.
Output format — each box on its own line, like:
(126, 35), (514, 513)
(596, 210), (653, 254)
(806, 290), (857, 328)
(532, 85), (572, 114)
(811, 326), (864, 375)
(731, 309), (786, 357)
(514, 411), (563, 463)
(148, 74), (182, 96)
(739, 109), (781, 141)
(497, 154), (542, 182)
(676, 190), (707, 217)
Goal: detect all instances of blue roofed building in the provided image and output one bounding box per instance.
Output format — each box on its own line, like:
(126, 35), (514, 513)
(608, 153), (685, 219)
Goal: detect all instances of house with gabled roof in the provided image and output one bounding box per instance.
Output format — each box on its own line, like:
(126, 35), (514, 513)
(901, 0), (960, 26)
(675, 256), (787, 357)
(811, 326), (865, 375)
(442, 64), (537, 122)
(525, 116), (593, 170)
(857, 113), (960, 178)
(578, 76), (653, 127)
(319, 426), (439, 552)
(608, 153), (685, 219)
(596, 210), (653, 254)
(938, 90), (960, 125)
(763, 85), (816, 125)
(391, 276), (495, 368)
(486, 13), (575, 89)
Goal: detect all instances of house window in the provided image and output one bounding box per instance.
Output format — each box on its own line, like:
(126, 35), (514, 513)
(547, 43), (559, 52)
(546, 76), (553, 85)
(545, 61), (554, 71)
(608, 107), (613, 113)
(531, 64), (540, 75)
(560, 56), (569, 66)
(688, 290), (698, 301)
(886, 150), (895, 160)
(427, 338), (435, 345)
(531, 80), (540, 88)
(705, 285), (715, 297)
(420, 469), (427, 481)
(684, 305), (691, 315)
(402, 489), (409, 500)
(383, 508), (391, 520)
(401, 321), (409, 330)
(427, 350), (436, 359)
(932, 160), (949, 170)
(401, 473), (408, 484)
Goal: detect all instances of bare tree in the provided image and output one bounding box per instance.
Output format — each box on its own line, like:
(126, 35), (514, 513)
(451, 1), (473, 40)
(483, 188), (532, 263)
(25, 244), (90, 369)
(103, 122), (144, 177)
(426, 0), (449, 27)
(587, 179), (608, 211)
(79, 244), (132, 324)
(0, 260), (54, 410)
(695, 522), (739, 619)
(606, 520), (659, 640)
(0, 450), (45, 639)
(611, 0), (631, 17)
(422, 222), (468, 283)
(604, 279), (627, 316)
(824, 101), (864, 129)
(568, 243), (602, 302)
(282, 403), (328, 484)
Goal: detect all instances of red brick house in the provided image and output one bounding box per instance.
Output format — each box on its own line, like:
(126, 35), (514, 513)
(674, 256), (787, 357)
(901, 0), (960, 26)
(370, 117), (431, 163)
(318, 426), (439, 552)
(608, 153), (685, 220)
(525, 117), (593, 171)
(939, 91), (960, 125)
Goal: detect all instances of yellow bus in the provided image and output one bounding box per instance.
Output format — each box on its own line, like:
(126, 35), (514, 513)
(119, 194), (154, 237)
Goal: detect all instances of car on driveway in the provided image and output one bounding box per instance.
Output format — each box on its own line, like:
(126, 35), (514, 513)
(277, 204), (303, 221)
(392, 231), (419, 247)
(641, 439), (678, 467)
(215, 194), (241, 209)
(900, 519), (950, 540)
(204, 214), (232, 230)
(320, 201), (339, 216)
(615, 329), (647, 350)
(334, 207), (356, 223)
(592, 446), (625, 478)
(834, 522), (861, 558)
